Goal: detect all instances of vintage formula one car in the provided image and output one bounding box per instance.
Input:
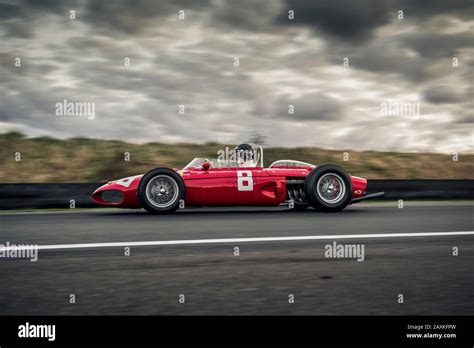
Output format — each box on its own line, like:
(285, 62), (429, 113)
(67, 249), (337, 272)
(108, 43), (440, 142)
(92, 143), (384, 213)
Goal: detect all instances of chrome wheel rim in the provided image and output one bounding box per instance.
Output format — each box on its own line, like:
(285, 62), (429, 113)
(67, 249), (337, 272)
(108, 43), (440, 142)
(316, 173), (346, 204)
(145, 175), (179, 208)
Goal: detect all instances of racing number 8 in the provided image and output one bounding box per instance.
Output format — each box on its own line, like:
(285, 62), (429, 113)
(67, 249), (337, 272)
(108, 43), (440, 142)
(237, 171), (253, 191)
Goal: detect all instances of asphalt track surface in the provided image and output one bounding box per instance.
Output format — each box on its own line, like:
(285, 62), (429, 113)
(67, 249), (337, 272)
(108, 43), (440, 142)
(0, 202), (473, 315)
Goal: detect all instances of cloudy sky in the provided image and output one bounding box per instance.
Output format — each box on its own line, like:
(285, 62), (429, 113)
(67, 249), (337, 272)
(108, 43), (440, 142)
(0, 0), (473, 152)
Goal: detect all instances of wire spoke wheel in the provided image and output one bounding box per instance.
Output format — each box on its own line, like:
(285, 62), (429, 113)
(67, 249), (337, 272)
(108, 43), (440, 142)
(304, 165), (351, 212)
(316, 173), (346, 204)
(145, 175), (179, 208)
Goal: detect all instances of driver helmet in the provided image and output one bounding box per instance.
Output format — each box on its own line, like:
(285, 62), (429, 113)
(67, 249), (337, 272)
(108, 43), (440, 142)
(233, 143), (257, 167)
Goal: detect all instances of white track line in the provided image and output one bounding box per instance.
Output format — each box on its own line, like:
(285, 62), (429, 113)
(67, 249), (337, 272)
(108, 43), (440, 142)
(1, 231), (473, 252)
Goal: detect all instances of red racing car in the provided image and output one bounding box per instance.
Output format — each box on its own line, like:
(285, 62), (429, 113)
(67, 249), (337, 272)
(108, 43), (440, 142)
(92, 143), (384, 213)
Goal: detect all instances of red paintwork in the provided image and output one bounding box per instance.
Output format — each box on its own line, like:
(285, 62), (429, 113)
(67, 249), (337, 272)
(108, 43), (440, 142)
(92, 164), (368, 208)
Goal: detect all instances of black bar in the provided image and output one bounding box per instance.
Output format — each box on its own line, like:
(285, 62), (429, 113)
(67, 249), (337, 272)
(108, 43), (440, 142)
(1, 316), (473, 346)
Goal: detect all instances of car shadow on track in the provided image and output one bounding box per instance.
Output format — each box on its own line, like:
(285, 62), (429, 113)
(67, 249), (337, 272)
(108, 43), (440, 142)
(91, 207), (366, 217)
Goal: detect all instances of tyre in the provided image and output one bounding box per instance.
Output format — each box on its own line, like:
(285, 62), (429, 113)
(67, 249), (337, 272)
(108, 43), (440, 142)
(138, 168), (185, 214)
(304, 164), (352, 212)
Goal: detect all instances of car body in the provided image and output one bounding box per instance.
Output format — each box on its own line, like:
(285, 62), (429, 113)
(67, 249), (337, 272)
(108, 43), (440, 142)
(92, 144), (384, 213)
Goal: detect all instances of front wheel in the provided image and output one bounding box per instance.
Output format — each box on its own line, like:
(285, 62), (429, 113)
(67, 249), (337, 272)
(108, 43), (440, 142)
(304, 165), (352, 212)
(138, 168), (185, 214)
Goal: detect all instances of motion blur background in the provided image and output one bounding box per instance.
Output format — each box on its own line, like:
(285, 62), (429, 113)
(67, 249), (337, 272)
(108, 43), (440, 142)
(0, 0), (472, 182)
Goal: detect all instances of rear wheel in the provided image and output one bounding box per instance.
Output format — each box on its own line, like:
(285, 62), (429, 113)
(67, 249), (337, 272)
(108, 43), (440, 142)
(138, 168), (185, 214)
(304, 165), (351, 212)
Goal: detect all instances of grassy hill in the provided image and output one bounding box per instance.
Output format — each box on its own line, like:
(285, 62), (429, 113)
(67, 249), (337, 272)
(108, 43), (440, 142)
(0, 132), (472, 183)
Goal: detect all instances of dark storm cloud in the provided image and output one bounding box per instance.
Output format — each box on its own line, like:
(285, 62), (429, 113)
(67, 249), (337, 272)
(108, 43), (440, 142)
(84, 0), (210, 34)
(1, 20), (31, 38)
(402, 31), (474, 59)
(278, 0), (392, 40)
(212, 0), (284, 30)
(22, 0), (80, 11)
(0, 0), (81, 38)
(0, 2), (22, 20)
(423, 85), (470, 104)
(457, 115), (474, 124)
(275, 94), (344, 121)
(327, 14), (474, 83)
(0, 0), (83, 21)
(348, 41), (431, 82)
(277, 0), (474, 41)
(399, 0), (474, 20)
(0, 0), (208, 38)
